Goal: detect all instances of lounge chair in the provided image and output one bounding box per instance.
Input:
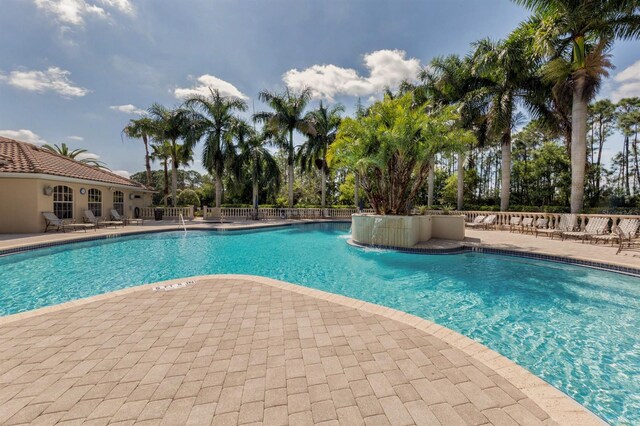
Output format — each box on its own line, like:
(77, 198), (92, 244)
(517, 217), (534, 233)
(535, 214), (577, 239)
(110, 209), (143, 226)
(614, 225), (640, 255)
(465, 215), (486, 228)
(508, 216), (522, 233)
(84, 210), (123, 228)
(592, 218), (639, 246)
(42, 212), (95, 233)
(522, 218), (548, 235)
(468, 214), (497, 230)
(562, 216), (609, 242)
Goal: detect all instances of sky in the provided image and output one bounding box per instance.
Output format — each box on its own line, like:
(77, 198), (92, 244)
(1, 0), (639, 178)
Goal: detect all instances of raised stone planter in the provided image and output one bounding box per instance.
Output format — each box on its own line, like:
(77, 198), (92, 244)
(351, 213), (465, 248)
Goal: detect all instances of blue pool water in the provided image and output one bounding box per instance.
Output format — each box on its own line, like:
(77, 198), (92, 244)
(0, 223), (638, 424)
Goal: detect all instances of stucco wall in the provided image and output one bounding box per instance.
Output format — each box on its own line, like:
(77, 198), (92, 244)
(0, 177), (152, 233)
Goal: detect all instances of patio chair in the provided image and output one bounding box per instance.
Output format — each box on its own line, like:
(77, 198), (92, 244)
(592, 218), (639, 246)
(614, 225), (640, 255)
(468, 214), (497, 230)
(84, 210), (123, 228)
(562, 216), (609, 242)
(517, 217), (534, 233)
(110, 209), (143, 226)
(42, 212), (95, 233)
(465, 215), (486, 228)
(535, 214), (577, 239)
(508, 216), (522, 233)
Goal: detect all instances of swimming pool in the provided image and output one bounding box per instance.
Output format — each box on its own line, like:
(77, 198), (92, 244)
(0, 223), (638, 424)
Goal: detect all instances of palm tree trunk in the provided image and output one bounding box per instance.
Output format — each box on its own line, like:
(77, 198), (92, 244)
(427, 156), (434, 208)
(288, 130), (295, 208)
(500, 131), (511, 211)
(215, 175), (223, 208)
(354, 172), (360, 209)
(570, 78), (588, 213)
(321, 167), (326, 209)
(457, 152), (465, 210)
(163, 160), (169, 207)
(253, 181), (259, 210)
(171, 159), (178, 207)
(142, 134), (152, 187)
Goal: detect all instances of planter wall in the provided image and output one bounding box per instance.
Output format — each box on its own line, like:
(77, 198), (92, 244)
(351, 214), (464, 248)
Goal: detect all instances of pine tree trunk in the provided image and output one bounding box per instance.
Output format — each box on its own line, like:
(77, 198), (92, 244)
(570, 79), (588, 213)
(500, 131), (511, 211)
(457, 152), (465, 210)
(215, 175), (223, 208)
(427, 156), (434, 208)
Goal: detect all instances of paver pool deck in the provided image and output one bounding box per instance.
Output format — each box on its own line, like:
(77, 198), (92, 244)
(0, 220), (629, 425)
(0, 275), (603, 425)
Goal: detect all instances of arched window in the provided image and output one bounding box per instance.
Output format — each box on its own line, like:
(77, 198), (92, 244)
(53, 186), (73, 219)
(113, 191), (124, 216)
(88, 188), (102, 217)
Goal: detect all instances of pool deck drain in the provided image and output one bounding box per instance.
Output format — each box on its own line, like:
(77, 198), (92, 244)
(0, 275), (603, 425)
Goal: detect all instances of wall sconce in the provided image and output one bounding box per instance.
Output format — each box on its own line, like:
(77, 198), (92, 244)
(43, 186), (53, 196)
(129, 193), (135, 200)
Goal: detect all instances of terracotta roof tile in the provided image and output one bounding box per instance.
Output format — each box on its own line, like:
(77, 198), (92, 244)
(0, 137), (147, 189)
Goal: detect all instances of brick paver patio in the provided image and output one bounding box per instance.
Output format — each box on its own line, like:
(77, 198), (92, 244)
(0, 276), (603, 425)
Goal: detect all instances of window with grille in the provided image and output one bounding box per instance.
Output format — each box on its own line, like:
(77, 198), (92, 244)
(113, 191), (124, 216)
(53, 186), (73, 219)
(88, 188), (102, 218)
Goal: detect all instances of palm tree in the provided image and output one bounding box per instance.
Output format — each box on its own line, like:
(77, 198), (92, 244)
(297, 102), (344, 208)
(254, 88), (313, 207)
(420, 55), (488, 210)
(150, 141), (172, 206)
(235, 121), (281, 215)
(122, 117), (156, 187)
(41, 143), (108, 169)
(184, 89), (247, 208)
(471, 31), (547, 211)
(514, 0), (640, 212)
(147, 103), (194, 206)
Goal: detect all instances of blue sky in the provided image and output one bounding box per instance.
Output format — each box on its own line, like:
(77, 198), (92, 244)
(1, 0), (639, 177)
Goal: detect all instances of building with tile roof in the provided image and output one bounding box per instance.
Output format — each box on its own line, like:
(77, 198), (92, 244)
(0, 137), (154, 233)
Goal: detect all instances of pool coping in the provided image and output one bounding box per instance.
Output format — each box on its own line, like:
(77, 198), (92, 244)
(0, 274), (605, 425)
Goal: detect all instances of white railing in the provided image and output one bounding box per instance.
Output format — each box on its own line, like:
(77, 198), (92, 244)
(452, 210), (640, 231)
(140, 206), (195, 220)
(202, 207), (374, 220)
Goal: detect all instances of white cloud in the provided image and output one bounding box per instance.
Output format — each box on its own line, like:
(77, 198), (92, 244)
(0, 129), (47, 145)
(174, 74), (248, 100)
(67, 135), (84, 141)
(611, 59), (640, 101)
(283, 49), (422, 101)
(112, 169), (131, 178)
(109, 104), (146, 115)
(76, 151), (100, 160)
(34, 0), (134, 27)
(1, 67), (88, 97)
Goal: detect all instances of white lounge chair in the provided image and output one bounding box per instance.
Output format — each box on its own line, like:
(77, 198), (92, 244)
(592, 218), (639, 246)
(110, 209), (143, 226)
(614, 225), (640, 255)
(43, 212), (95, 233)
(562, 216), (609, 242)
(465, 215), (486, 228)
(517, 217), (534, 233)
(468, 214), (497, 230)
(535, 214), (576, 239)
(508, 216), (522, 233)
(84, 210), (123, 228)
